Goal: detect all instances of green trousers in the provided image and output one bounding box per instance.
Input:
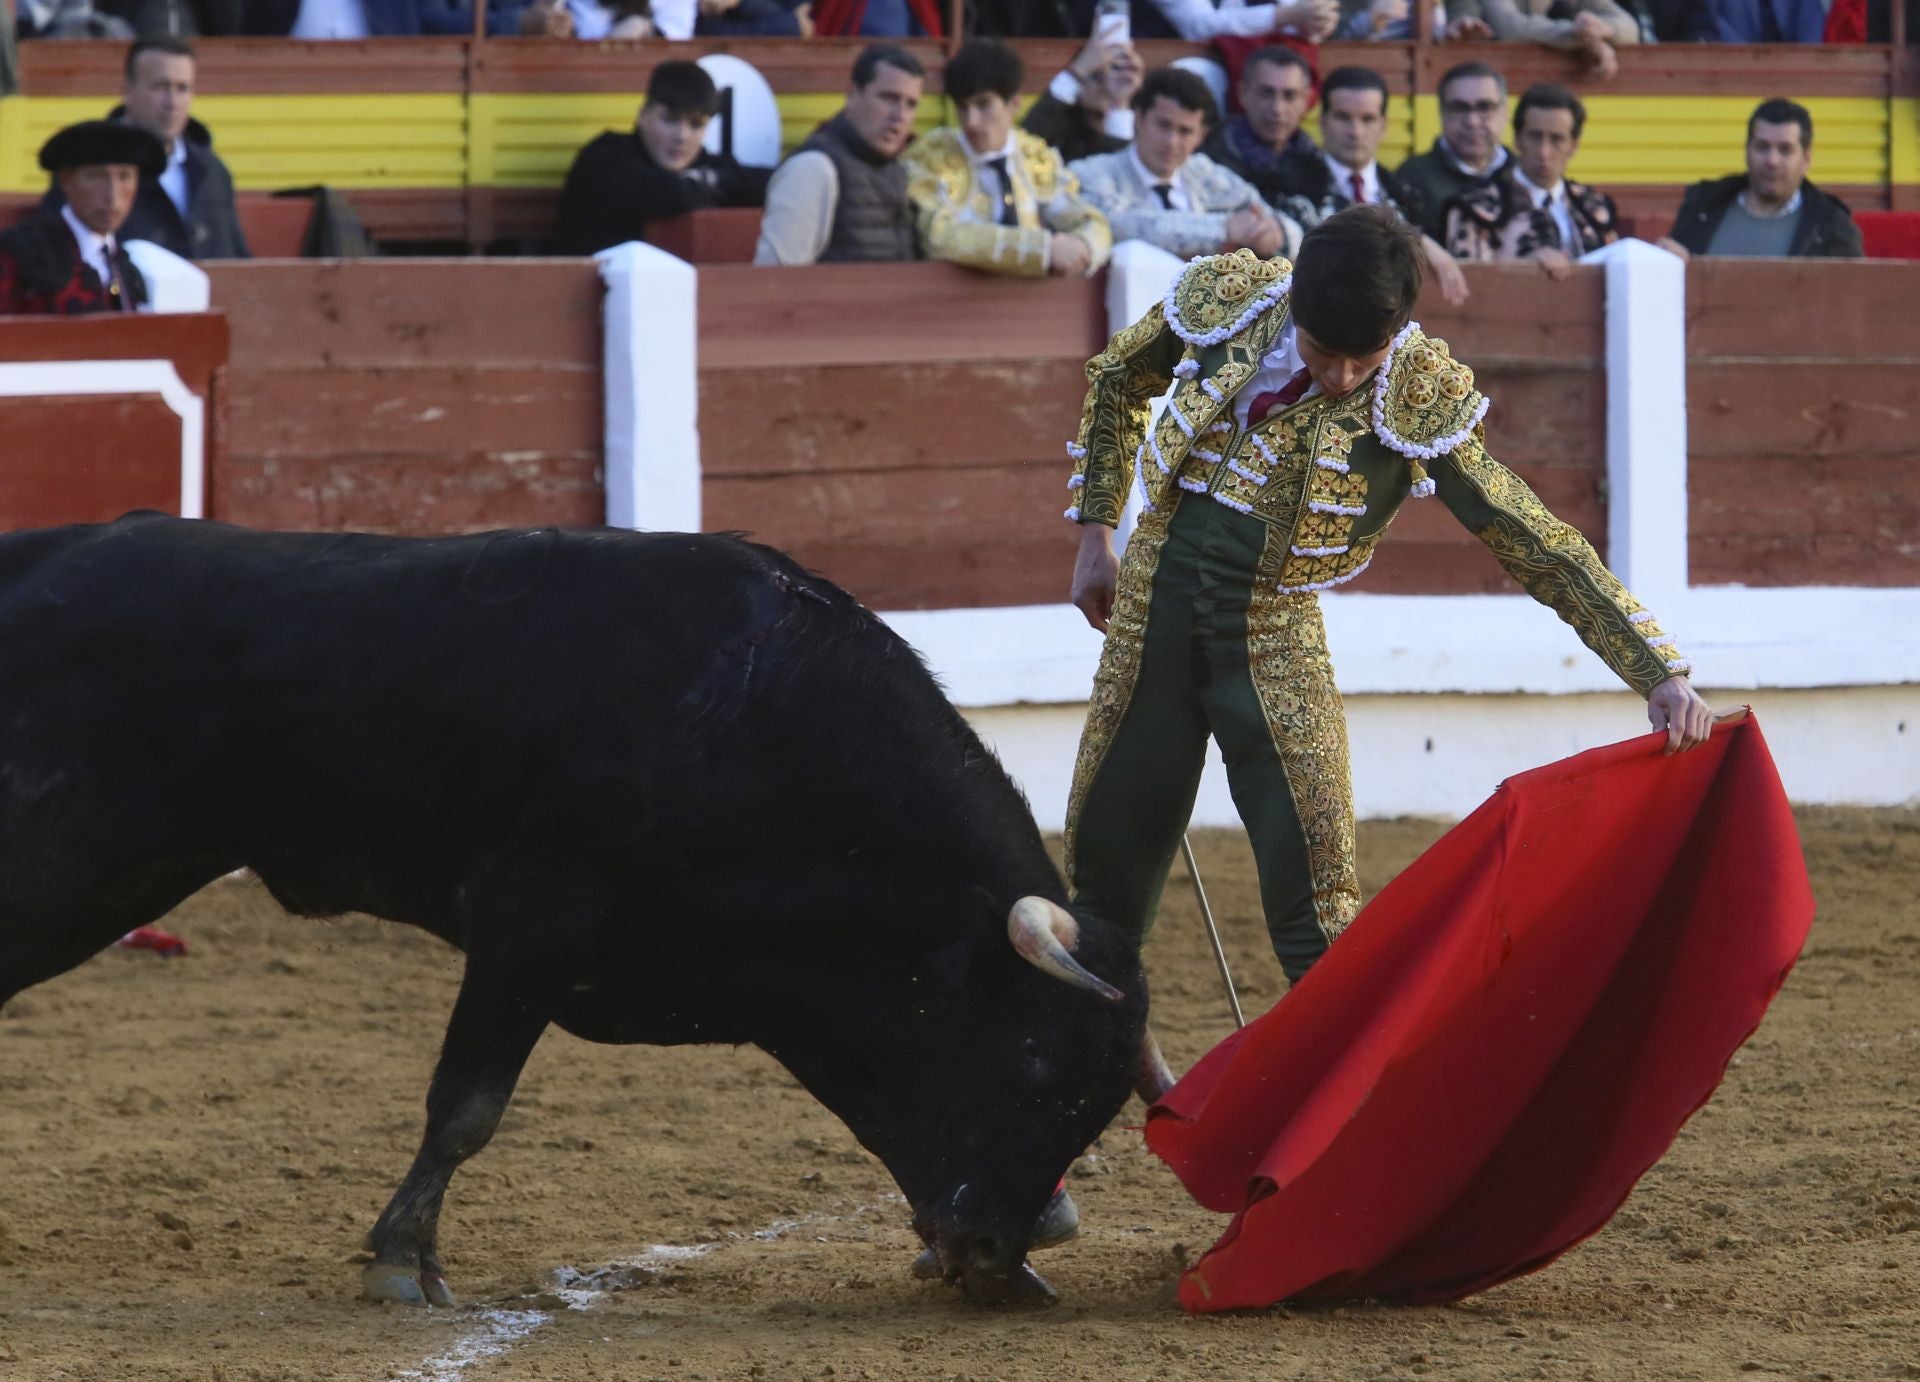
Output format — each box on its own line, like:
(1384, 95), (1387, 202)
(1065, 495), (1362, 983)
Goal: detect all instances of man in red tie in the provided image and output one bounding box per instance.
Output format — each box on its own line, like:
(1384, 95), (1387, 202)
(1059, 208), (1711, 1089)
(0, 121), (160, 316)
(1262, 67), (1470, 307)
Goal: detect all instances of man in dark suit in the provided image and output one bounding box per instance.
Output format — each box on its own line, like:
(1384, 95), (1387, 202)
(0, 122), (163, 315)
(553, 62), (772, 257)
(42, 38), (250, 261)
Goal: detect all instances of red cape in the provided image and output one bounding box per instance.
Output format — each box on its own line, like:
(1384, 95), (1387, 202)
(1145, 713), (1814, 1312)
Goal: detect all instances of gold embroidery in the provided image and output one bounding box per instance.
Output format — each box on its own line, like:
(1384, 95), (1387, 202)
(1440, 432), (1684, 696)
(1064, 512), (1171, 879)
(1377, 328), (1485, 453)
(1169, 249), (1291, 339)
(1243, 587), (1361, 943)
(1070, 304), (1182, 526)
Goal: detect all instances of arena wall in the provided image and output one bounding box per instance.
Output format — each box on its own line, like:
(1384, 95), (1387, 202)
(202, 259), (605, 533)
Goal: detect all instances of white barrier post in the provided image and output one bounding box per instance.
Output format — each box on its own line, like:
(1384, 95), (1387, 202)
(1584, 237), (1689, 608)
(1103, 239), (1186, 546)
(596, 241), (700, 532)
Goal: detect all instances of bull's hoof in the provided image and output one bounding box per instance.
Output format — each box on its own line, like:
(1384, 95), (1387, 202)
(961, 1260), (1058, 1307)
(362, 1261), (458, 1307)
(909, 1247), (942, 1280)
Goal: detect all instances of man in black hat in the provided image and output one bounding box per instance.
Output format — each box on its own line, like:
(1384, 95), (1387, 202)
(0, 121), (163, 316)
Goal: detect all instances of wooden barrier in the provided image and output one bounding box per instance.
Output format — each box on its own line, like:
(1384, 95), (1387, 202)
(694, 261), (1606, 610)
(203, 260), (605, 533)
(0, 313), (229, 529)
(1686, 259), (1920, 588)
(697, 261), (1106, 610)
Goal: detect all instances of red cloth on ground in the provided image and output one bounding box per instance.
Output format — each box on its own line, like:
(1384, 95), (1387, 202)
(1145, 713), (1813, 1313)
(117, 925), (189, 957)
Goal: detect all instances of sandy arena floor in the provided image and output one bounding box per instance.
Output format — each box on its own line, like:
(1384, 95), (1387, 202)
(2, 809), (1916, 1382)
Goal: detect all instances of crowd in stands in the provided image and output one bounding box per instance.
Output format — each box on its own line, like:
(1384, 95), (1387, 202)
(0, 27), (1875, 314)
(12, 0), (1911, 41)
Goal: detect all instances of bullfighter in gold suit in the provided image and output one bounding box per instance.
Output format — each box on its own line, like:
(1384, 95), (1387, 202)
(1061, 208), (1711, 1022)
(901, 39), (1110, 278)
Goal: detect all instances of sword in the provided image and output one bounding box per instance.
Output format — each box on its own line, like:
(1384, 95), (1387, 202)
(1180, 833), (1245, 1029)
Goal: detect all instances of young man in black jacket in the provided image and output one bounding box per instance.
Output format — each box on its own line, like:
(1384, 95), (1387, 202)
(43, 38), (250, 261)
(1661, 98), (1862, 260)
(554, 62), (772, 257)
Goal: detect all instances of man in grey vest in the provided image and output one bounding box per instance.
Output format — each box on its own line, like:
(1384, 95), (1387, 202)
(1660, 99), (1862, 261)
(754, 44), (925, 265)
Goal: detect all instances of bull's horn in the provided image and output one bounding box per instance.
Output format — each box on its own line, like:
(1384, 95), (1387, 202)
(1007, 897), (1124, 1003)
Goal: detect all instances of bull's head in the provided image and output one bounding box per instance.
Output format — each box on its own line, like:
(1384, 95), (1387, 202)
(758, 892), (1147, 1306)
(908, 897), (1149, 1304)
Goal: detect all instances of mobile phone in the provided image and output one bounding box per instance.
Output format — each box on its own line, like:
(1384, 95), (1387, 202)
(1094, 0), (1130, 44)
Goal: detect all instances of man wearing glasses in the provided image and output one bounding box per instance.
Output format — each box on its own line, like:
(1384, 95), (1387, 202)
(1394, 61), (1510, 243)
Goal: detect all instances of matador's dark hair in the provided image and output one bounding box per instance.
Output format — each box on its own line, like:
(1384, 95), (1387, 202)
(943, 38), (1025, 105)
(1289, 204), (1424, 358)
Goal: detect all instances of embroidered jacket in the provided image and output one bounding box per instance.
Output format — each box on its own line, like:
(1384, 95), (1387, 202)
(1067, 148), (1292, 262)
(0, 214), (147, 316)
(1444, 165), (1620, 262)
(1063, 248), (1689, 697)
(901, 127), (1112, 276)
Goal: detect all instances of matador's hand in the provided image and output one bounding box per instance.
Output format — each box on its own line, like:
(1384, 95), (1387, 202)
(1648, 675), (1713, 754)
(1071, 524), (1119, 633)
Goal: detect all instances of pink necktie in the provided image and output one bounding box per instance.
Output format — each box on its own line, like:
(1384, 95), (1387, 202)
(1348, 171), (1367, 205)
(1246, 367), (1314, 426)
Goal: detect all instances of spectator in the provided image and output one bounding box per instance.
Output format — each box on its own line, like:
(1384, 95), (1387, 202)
(17, 0), (137, 35)
(97, 0), (242, 36)
(1445, 84), (1618, 278)
(1069, 66), (1298, 262)
(0, 122), (162, 316)
(754, 44), (924, 266)
(1107, 0), (1340, 41)
(1200, 43), (1315, 207)
(245, 0), (524, 35)
(901, 40), (1111, 277)
(554, 62), (770, 256)
(1395, 60), (1511, 242)
(1022, 31), (1144, 166)
(1634, 0), (1728, 39)
(1264, 66), (1468, 304)
(1335, 0), (1447, 37)
(642, 0), (812, 36)
(812, 0), (943, 34)
(1714, 0), (1825, 40)
(44, 39), (248, 263)
(1447, 0), (1636, 80)
(1661, 99), (1862, 260)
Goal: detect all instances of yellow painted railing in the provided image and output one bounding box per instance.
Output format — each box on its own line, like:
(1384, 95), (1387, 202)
(0, 90), (1906, 195)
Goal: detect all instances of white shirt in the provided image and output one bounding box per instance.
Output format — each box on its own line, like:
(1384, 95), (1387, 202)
(969, 131), (1019, 215)
(568, 0), (614, 38)
(158, 136), (190, 221)
(1129, 144), (1191, 212)
(1323, 153), (1381, 206)
(1046, 68), (1137, 142)
(1149, 0), (1294, 39)
(1512, 165), (1577, 251)
(59, 203), (126, 304)
(290, 0), (369, 38)
(1736, 187), (1803, 220)
(1439, 137), (1507, 180)
(648, 0), (695, 37)
(1233, 320), (1317, 428)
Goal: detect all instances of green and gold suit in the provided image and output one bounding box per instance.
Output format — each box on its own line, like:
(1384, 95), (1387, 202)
(1061, 249), (1691, 981)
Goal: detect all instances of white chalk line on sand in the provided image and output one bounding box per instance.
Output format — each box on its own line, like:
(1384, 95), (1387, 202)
(394, 1197), (904, 1379)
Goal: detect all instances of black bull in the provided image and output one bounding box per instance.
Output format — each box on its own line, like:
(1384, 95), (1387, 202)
(0, 515), (1148, 1305)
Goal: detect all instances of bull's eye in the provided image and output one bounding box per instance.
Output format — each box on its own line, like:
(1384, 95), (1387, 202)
(1023, 1038), (1043, 1061)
